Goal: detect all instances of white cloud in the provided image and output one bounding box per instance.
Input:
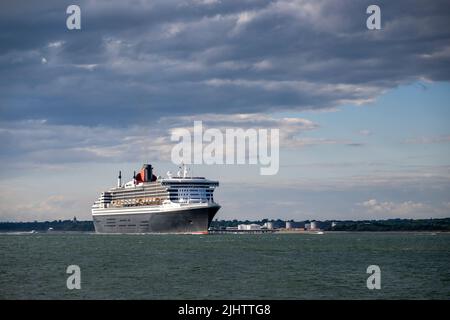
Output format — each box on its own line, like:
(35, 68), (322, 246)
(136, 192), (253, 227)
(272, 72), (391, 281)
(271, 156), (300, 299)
(404, 135), (450, 144)
(159, 113), (358, 149)
(74, 64), (98, 71)
(358, 130), (372, 136)
(231, 11), (257, 34)
(48, 41), (64, 48)
(0, 113), (365, 175)
(253, 60), (273, 71)
(358, 198), (435, 218)
(0, 193), (82, 221)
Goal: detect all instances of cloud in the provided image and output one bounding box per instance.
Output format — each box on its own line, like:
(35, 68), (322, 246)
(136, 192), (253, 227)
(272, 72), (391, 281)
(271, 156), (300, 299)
(358, 130), (372, 136)
(359, 198), (430, 217)
(357, 198), (450, 218)
(48, 41), (64, 48)
(0, 120), (174, 169)
(162, 113), (367, 149)
(0, 0), (449, 126)
(0, 193), (82, 221)
(1, 113), (361, 168)
(403, 135), (450, 144)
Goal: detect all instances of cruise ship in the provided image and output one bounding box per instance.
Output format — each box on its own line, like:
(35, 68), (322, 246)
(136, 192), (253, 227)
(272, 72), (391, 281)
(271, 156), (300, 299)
(92, 164), (220, 234)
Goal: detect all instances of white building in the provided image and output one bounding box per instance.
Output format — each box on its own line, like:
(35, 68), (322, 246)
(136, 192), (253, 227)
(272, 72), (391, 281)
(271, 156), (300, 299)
(238, 224), (261, 230)
(263, 222), (274, 229)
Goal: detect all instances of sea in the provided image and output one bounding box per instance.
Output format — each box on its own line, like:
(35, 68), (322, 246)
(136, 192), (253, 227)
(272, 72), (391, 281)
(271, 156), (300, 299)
(0, 232), (449, 299)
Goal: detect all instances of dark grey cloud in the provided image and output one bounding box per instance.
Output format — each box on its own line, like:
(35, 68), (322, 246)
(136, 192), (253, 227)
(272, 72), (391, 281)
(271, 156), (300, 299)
(0, 0), (449, 126)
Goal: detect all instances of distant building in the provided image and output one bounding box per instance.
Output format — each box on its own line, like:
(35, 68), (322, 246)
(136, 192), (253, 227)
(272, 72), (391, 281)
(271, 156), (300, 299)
(310, 221), (317, 230)
(331, 222), (337, 228)
(263, 222), (274, 229)
(285, 221), (293, 229)
(305, 223), (311, 230)
(238, 224), (261, 230)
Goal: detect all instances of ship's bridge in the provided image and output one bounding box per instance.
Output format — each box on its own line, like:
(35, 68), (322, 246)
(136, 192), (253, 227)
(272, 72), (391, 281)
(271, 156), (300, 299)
(160, 177), (219, 204)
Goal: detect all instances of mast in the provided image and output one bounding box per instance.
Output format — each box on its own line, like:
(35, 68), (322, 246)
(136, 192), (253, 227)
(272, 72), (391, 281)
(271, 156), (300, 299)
(117, 170), (122, 187)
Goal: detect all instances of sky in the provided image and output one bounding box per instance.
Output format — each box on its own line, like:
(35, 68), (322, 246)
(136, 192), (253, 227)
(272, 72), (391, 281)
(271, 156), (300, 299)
(0, 0), (449, 221)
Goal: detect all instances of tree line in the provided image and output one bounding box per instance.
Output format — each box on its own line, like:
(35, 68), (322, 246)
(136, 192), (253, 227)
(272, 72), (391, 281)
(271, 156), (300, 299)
(0, 217), (449, 232)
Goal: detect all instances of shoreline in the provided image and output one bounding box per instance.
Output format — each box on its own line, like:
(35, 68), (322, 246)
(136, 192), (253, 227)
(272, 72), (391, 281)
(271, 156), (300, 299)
(0, 230), (449, 235)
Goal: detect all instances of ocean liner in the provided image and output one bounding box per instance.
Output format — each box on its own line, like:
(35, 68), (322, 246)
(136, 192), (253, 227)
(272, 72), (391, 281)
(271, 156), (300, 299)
(92, 164), (220, 234)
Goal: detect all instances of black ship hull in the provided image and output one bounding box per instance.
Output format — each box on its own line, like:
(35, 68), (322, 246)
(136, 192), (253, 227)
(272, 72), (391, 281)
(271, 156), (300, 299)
(93, 205), (220, 234)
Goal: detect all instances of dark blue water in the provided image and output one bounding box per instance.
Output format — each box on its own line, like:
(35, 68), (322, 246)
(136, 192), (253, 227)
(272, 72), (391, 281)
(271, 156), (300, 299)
(0, 232), (449, 299)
